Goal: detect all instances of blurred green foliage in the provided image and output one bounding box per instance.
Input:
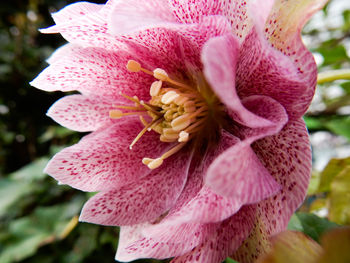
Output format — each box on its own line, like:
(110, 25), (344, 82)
(0, 0), (349, 263)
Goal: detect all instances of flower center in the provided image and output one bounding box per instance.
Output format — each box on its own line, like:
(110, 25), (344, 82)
(110, 60), (222, 169)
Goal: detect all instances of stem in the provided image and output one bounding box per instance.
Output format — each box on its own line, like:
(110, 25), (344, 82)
(317, 69), (350, 84)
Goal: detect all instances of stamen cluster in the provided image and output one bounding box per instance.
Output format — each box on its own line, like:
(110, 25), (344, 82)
(109, 60), (210, 169)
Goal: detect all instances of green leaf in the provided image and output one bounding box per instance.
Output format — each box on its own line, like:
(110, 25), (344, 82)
(303, 116), (324, 130)
(324, 117), (350, 141)
(329, 166), (350, 225)
(226, 258), (239, 263)
(0, 178), (34, 216)
(255, 231), (322, 263)
(307, 171), (321, 195)
(317, 44), (349, 66)
(318, 157), (350, 193)
(9, 157), (49, 181)
(0, 198), (85, 263)
(340, 81), (350, 94)
(288, 212), (339, 242)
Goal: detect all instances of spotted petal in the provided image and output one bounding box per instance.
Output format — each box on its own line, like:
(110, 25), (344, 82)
(233, 119), (312, 263)
(79, 147), (192, 225)
(108, 0), (178, 35)
(44, 118), (174, 192)
(202, 34), (276, 129)
(47, 94), (116, 132)
(30, 47), (153, 100)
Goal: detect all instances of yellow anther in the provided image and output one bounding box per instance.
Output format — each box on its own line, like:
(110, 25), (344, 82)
(126, 60), (141, 72)
(174, 96), (188, 105)
(147, 158), (164, 169)
(109, 110), (123, 118)
(153, 68), (169, 81)
(150, 80), (162, 96)
(142, 158), (153, 165)
(161, 91), (179, 104)
(178, 131), (189, 142)
(171, 113), (191, 131)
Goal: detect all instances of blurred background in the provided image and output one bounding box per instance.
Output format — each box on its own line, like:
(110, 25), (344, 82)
(0, 0), (349, 262)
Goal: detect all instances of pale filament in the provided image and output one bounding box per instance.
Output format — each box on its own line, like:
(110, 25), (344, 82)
(115, 59), (211, 169)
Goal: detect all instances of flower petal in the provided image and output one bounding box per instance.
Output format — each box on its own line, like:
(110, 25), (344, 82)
(47, 94), (116, 132)
(44, 118), (173, 192)
(50, 1), (103, 25)
(201, 34), (274, 128)
(116, 223), (216, 261)
(171, 206), (256, 263)
(231, 95), (289, 143)
(262, 0), (328, 118)
(30, 47), (152, 100)
(236, 26), (313, 120)
(233, 119), (312, 263)
(205, 142), (280, 201)
(140, 132), (242, 227)
(41, 3), (127, 51)
(205, 95), (287, 198)
(108, 0), (177, 35)
(79, 147), (192, 226)
(167, 0), (253, 39)
(46, 43), (80, 64)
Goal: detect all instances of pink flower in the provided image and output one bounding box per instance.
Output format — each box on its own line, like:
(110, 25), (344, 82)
(31, 0), (327, 262)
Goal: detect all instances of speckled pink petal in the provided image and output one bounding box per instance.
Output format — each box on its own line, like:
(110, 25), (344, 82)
(116, 222), (216, 261)
(115, 131), (239, 260)
(44, 118), (173, 192)
(140, 132), (258, 237)
(171, 206), (256, 263)
(40, 4), (127, 51)
(108, 0), (177, 35)
(122, 16), (232, 75)
(206, 95), (288, 198)
(233, 119), (312, 263)
(47, 94), (116, 132)
(266, 0), (328, 87)
(46, 43), (80, 64)
(206, 142), (280, 201)
(253, 118), (312, 235)
(202, 34), (274, 129)
(231, 95), (289, 143)
(79, 147), (192, 226)
(50, 1), (103, 25)
(236, 26), (312, 120)
(30, 47), (152, 100)
(168, 0), (253, 39)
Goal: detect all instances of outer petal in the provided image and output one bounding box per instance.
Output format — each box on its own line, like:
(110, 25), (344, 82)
(50, 1), (103, 24)
(46, 43), (80, 64)
(41, 3), (127, 51)
(236, 27), (312, 120)
(202, 34), (274, 128)
(116, 222), (216, 261)
(44, 118), (173, 192)
(168, 0), (253, 39)
(206, 143), (280, 200)
(205, 95), (287, 198)
(122, 16), (232, 76)
(266, 0), (328, 84)
(30, 47), (152, 100)
(116, 131), (236, 260)
(108, 0), (178, 35)
(47, 94), (115, 132)
(171, 206), (256, 263)
(233, 119), (312, 263)
(79, 147), (192, 226)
